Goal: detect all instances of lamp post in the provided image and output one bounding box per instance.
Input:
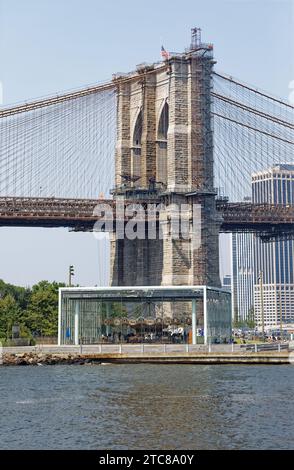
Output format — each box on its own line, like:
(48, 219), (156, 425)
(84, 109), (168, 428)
(259, 270), (265, 340)
(279, 288), (283, 341)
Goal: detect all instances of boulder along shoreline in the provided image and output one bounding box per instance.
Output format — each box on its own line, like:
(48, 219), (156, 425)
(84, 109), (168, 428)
(1, 353), (101, 366)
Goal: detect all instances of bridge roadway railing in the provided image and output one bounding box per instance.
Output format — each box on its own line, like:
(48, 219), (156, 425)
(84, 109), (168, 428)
(218, 202), (294, 234)
(1, 197), (294, 234)
(0, 196), (154, 228)
(0, 197), (105, 215)
(0, 197), (113, 228)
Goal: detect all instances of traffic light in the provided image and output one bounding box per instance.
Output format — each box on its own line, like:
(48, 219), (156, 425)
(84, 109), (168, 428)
(69, 265), (75, 286)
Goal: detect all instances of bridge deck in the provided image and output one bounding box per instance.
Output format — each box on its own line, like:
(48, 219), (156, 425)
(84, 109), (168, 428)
(0, 197), (294, 236)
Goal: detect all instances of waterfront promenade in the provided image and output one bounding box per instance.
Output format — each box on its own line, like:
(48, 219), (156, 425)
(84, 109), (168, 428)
(1, 343), (293, 365)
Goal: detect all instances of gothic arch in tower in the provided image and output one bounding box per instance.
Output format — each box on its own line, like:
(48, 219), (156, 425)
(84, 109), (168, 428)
(156, 101), (169, 185)
(131, 109), (143, 183)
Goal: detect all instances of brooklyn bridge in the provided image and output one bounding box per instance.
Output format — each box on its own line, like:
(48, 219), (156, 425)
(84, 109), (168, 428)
(1, 28), (294, 287)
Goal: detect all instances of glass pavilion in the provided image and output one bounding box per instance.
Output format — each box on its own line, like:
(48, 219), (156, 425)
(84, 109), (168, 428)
(58, 286), (231, 346)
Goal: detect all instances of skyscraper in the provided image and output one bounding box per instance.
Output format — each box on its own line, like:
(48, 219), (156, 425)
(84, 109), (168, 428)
(231, 232), (255, 322)
(252, 164), (294, 327)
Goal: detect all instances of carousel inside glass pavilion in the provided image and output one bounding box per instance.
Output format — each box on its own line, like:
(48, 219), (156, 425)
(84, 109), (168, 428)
(58, 286), (231, 345)
(58, 286), (231, 346)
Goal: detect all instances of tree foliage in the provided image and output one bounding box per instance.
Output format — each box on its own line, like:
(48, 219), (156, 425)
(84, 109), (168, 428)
(0, 279), (65, 340)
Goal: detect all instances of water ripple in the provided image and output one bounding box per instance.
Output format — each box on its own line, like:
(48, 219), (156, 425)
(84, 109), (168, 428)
(0, 364), (293, 449)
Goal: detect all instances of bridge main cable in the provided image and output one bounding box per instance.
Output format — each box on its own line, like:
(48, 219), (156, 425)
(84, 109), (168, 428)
(213, 71), (294, 110)
(0, 81), (116, 118)
(212, 92), (294, 129)
(0, 63), (168, 118)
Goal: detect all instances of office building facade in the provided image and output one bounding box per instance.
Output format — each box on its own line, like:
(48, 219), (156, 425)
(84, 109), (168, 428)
(252, 164), (294, 327)
(231, 232), (255, 322)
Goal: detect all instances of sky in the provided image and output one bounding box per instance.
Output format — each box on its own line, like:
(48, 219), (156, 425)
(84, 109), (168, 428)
(0, 0), (293, 287)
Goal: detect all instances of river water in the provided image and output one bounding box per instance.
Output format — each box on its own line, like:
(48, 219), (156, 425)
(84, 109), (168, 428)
(0, 364), (293, 449)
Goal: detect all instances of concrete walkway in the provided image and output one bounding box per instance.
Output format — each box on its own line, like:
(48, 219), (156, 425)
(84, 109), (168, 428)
(2, 343), (293, 365)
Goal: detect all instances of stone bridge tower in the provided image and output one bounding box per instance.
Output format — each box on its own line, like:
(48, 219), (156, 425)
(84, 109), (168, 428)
(110, 29), (221, 288)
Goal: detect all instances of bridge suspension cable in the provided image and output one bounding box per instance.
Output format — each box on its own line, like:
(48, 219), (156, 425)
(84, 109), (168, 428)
(0, 86), (117, 199)
(1, 66), (294, 205)
(213, 72), (294, 202)
(213, 71), (294, 110)
(0, 81), (115, 118)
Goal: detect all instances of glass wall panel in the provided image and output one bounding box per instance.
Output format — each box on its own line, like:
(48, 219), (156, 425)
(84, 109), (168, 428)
(206, 288), (232, 344)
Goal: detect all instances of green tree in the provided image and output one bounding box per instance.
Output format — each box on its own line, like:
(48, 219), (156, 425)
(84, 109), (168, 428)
(247, 307), (255, 329)
(0, 294), (22, 339)
(233, 307), (243, 328)
(0, 279), (30, 310)
(23, 281), (65, 337)
(0, 279), (66, 340)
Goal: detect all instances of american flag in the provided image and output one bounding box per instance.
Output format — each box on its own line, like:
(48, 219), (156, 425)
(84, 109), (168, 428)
(161, 45), (170, 60)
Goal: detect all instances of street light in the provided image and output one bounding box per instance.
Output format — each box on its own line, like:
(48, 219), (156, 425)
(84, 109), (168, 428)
(69, 265), (75, 287)
(259, 270), (265, 340)
(279, 289), (283, 341)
